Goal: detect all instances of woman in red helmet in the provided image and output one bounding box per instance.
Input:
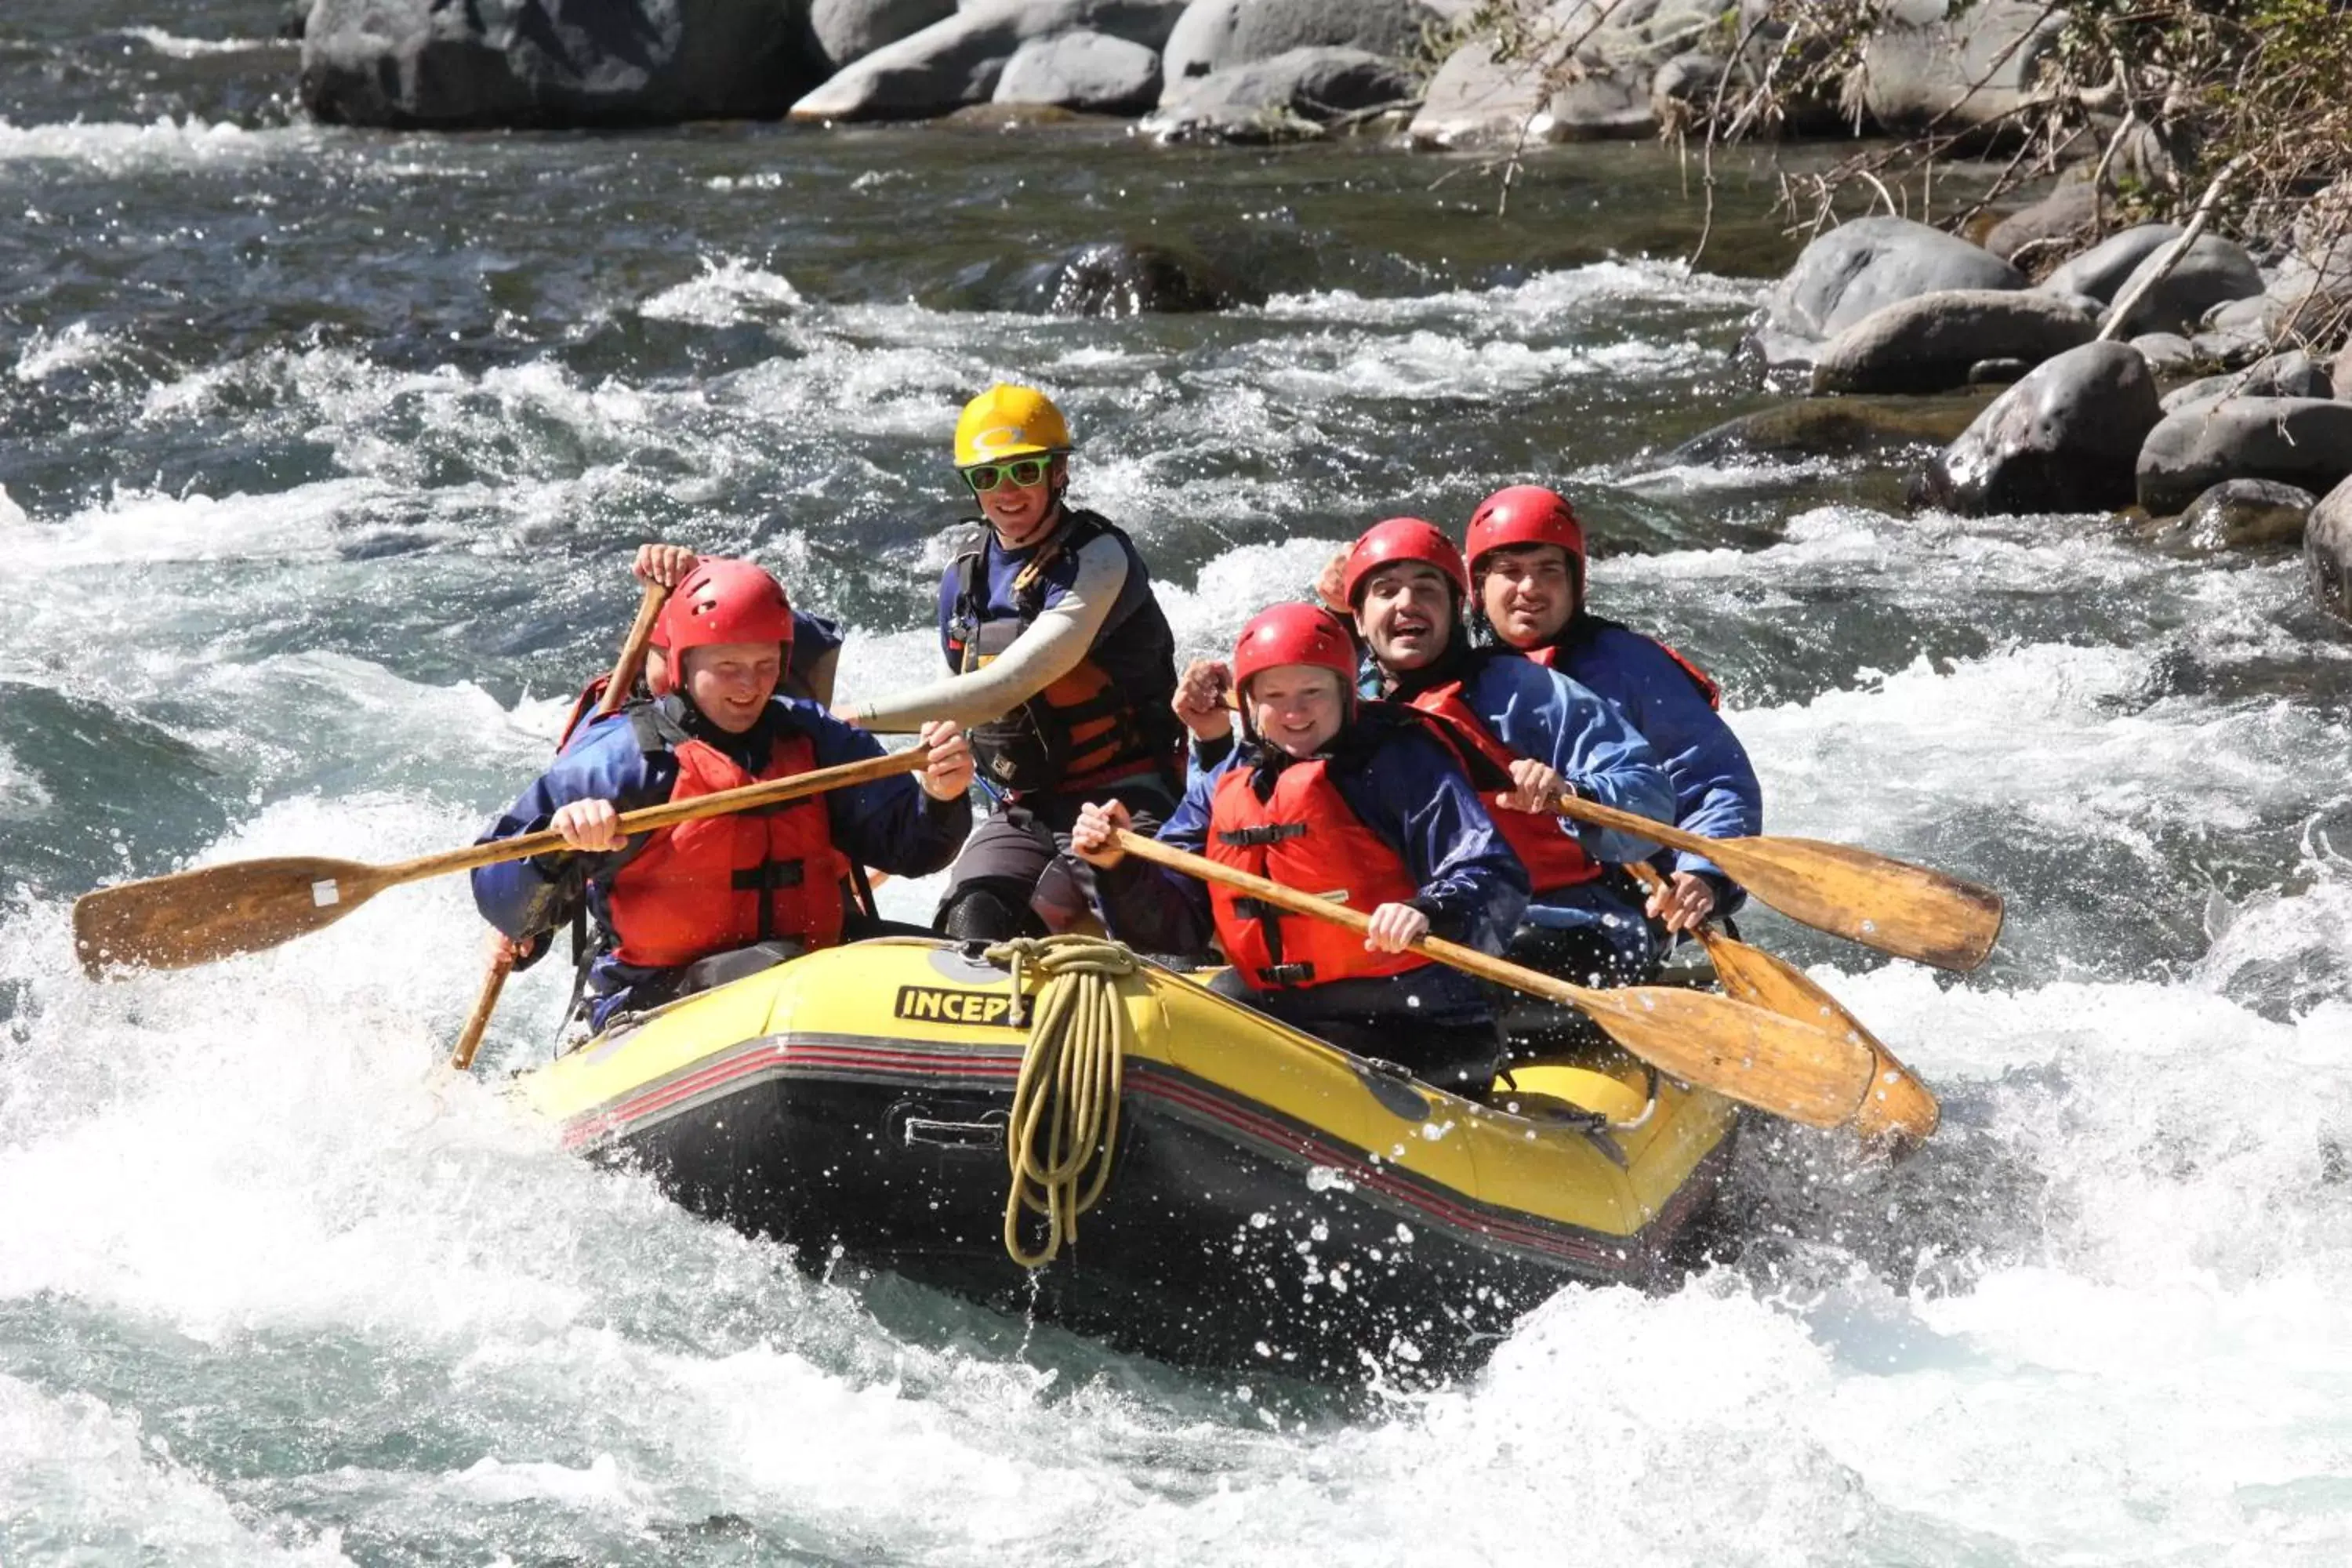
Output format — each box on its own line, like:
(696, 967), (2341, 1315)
(472, 558), (976, 1031)
(1068, 603), (1529, 1097)
(1465, 486), (1762, 938)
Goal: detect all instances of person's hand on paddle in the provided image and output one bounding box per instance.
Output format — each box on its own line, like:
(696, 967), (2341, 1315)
(1495, 757), (1567, 816)
(550, 799), (625, 853)
(633, 543), (700, 589)
(1646, 869), (1718, 935)
(1068, 799), (1132, 869)
(916, 722), (973, 801)
(1363, 902), (1430, 953)
(1171, 659), (1233, 742)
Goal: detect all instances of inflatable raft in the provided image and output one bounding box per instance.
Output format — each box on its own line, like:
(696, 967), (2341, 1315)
(517, 937), (1738, 1381)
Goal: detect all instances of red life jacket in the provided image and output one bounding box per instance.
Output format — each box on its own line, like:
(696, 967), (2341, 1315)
(1525, 620), (1722, 710)
(1205, 757), (1429, 992)
(604, 710), (851, 971)
(1402, 681), (1604, 896)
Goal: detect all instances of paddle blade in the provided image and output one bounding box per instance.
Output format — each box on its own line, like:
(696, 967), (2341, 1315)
(1716, 836), (2004, 972)
(1700, 930), (1939, 1151)
(73, 856), (387, 976)
(1570, 984), (1875, 1129)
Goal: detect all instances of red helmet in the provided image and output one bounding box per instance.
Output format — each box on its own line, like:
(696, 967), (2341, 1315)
(1465, 486), (1585, 575)
(1231, 602), (1358, 693)
(1339, 517), (1468, 607)
(649, 557), (793, 695)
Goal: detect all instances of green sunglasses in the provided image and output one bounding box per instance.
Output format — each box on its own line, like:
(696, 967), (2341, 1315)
(961, 456), (1052, 494)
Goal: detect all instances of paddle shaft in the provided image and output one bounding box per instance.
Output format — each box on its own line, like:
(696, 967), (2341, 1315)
(1115, 828), (1648, 1014)
(396, 746), (929, 893)
(449, 582), (667, 1073)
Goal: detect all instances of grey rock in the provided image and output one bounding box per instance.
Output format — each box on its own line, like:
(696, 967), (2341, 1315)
(2186, 323), (2273, 372)
(2263, 236), (2352, 341)
(2137, 397), (2352, 516)
(2335, 339), (2352, 401)
(2179, 479), (2316, 550)
(2103, 233), (2266, 339)
(1403, 1), (1612, 150)
(2307, 474), (2352, 624)
(301, 0), (825, 127)
(1650, 51), (1729, 122)
(2158, 351), (2335, 415)
(1159, 0), (1241, 98)
(1985, 181), (2098, 265)
(1016, 241), (1261, 314)
(995, 30), (1160, 111)
(1911, 340), (2159, 514)
(2041, 223), (2183, 306)
(1548, 69), (1656, 140)
(1811, 289), (2097, 397)
(791, 0), (1185, 121)
(1752, 216), (2023, 367)
(1852, 0), (2063, 132)
(1664, 394), (1991, 465)
(1147, 45), (1414, 140)
(1227, 0), (1439, 64)
(2130, 332), (2200, 376)
(811, 0), (959, 71)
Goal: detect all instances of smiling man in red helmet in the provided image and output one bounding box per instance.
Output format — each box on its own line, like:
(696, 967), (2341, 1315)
(1068, 602), (1530, 1098)
(471, 557), (975, 1031)
(1465, 485), (1762, 939)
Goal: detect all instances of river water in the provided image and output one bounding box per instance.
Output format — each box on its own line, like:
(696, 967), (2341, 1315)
(7, 3), (2352, 1563)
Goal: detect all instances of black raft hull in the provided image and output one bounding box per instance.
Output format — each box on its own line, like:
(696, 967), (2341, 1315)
(520, 940), (1738, 1381)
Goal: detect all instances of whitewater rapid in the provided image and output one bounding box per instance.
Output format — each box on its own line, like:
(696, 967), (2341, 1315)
(5, 42), (2352, 1563)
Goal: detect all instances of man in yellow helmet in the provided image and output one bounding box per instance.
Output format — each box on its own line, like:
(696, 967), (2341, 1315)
(840, 383), (1182, 939)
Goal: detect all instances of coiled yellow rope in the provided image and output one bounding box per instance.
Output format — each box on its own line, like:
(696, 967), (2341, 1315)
(986, 935), (1139, 1269)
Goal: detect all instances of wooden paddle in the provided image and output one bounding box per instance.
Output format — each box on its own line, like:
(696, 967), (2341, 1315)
(1110, 828), (1874, 1128)
(1624, 860), (1937, 1150)
(74, 747), (930, 978)
(448, 582), (669, 1073)
(1548, 793), (2004, 972)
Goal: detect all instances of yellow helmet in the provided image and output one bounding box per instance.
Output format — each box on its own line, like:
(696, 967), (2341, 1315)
(953, 383), (1073, 467)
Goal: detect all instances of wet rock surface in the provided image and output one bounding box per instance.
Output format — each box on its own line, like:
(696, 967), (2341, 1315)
(1809, 289), (2096, 397)
(2137, 397), (2352, 517)
(1909, 341), (2158, 516)
(1752, 217), (2024, 368)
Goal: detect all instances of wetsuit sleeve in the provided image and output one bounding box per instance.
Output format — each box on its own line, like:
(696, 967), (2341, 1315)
(792, 702), (972, 876)
(846, 534), (1130, 733)
(1479, 659), (1676, 868)
(1599, 633), (1764, 896)
(1090, 763), (1222, 957)
(1338, 730), (1530, 953)
(470, 724), (672, 950)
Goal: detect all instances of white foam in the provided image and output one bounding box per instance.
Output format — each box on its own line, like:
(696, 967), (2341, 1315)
(637, 257), (804, 326)
(13, 320), (114, 383)
(0, 117), (309, 173)
(0, 740), (49, 821)
(114, 27), (281, 58)
(1264, 256), (1760, 325)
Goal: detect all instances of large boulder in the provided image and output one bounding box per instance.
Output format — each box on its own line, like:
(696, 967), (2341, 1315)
(301, 0), (826, 126)
(2103, 233), (2266, 339)
(1850, 0), (2063, 132)
(1407, 0), (1736, 148)
(2039, 223), (2183, 305)
(1226, 0), (1446, 63)
(2137, 397), (2352, 517)
(994, 30), (1160, 111)
(1145, 45), (1416, 140)
(1909, 341), (2158, 514)
(1810, 289), (2097, 396)
(2308, 475), (2352, 624)
(2176, 479), (2316, 550)
(2335, 339), (2352, 400)
(790, 0), (1185, 120)
(1751, 216), (2023, 368)
(809, 0), (958, 71)
(2158, 350), (2335, 415)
